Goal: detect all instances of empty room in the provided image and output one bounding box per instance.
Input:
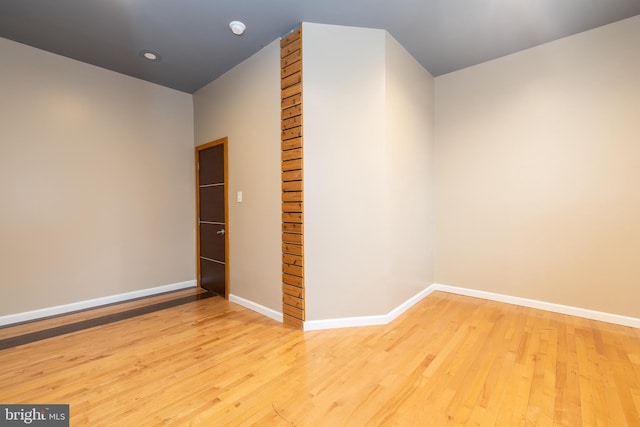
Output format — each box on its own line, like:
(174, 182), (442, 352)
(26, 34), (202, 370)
(1, 1), (639, 425)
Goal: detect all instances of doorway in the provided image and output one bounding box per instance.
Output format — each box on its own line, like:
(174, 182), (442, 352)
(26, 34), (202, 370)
(196, 138), (228, 297)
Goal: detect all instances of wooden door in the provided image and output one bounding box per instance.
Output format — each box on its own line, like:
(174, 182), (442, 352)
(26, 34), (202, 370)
(196, 138), (228, 297)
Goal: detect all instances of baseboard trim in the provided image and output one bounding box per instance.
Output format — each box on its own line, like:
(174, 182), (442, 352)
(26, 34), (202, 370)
(303, 286), (435, 331)
(432, 283), (640, 329)
(301, 283), (640, 331)
(229, 294), (283, 323)
(0, 280), (197, 327)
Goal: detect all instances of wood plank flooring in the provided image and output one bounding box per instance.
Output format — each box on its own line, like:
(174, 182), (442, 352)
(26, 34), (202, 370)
(0, 288), (212, 349)
(0, 291), (638, 426)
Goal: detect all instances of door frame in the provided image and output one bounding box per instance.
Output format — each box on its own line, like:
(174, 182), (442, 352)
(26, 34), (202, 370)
(195, 137), (229, 298)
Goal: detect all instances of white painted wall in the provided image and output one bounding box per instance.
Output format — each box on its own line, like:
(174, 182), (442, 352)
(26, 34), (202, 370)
(0, 37), (195, 316)
(384, 33), (435, 307)
(303, 23), (389, 319)
(303, 23), (434, 320)
(193, 41), (282, 312)
(434, 16), (640, 318)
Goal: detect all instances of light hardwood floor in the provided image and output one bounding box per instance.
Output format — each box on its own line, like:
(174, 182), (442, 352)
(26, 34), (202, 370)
(0, 291), (639, 426)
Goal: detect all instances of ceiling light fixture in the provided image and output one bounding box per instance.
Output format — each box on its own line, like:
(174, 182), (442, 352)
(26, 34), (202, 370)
(140, 50), (161, 62)
(229, 21), (246, 36)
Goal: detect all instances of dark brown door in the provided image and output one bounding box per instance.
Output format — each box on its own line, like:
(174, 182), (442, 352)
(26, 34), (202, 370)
(197, 139), (227, 297)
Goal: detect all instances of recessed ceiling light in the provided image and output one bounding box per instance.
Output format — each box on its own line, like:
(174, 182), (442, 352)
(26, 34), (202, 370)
(140, 50), (161, 62)
(229, 21), (246, 36)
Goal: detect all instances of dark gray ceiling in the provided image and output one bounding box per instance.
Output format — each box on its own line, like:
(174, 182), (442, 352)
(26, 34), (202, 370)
(1, 0), (639, 93)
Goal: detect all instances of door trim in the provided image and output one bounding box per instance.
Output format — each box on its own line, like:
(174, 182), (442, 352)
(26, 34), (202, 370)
(195, 137), (229, 298)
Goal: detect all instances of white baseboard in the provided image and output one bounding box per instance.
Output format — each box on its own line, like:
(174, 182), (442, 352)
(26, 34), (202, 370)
(229, 294), (283, 323)
(212, 283), (639, 331)
(303, 286), (435, 331)
(303, 314), (389, 331)
(432, 283), (640, 329)
(0, 280), (196, 327)
(301, 283), (640, 331)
